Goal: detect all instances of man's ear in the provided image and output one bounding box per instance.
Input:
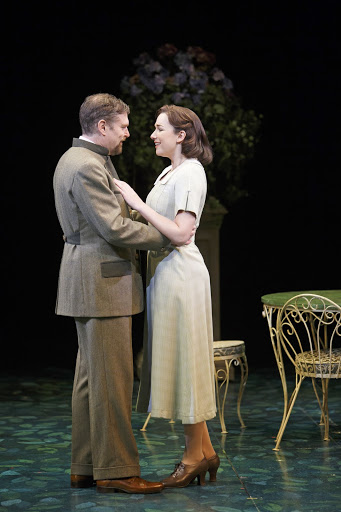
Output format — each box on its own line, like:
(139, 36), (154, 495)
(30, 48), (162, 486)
(97, 119), (106, 136)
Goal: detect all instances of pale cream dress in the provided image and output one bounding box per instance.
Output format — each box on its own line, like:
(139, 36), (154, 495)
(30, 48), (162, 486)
(136, 158), (216, 424)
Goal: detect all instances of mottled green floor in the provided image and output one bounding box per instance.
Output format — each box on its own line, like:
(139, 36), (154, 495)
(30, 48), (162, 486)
(0, 367), (340, 512)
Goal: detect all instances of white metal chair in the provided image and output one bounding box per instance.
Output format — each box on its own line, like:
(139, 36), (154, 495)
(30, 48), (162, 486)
(275, 293), (341, 449)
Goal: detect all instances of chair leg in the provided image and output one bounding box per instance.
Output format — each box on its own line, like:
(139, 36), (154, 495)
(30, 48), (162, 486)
(311, 378), (331, 440)
(214, 360), (229, 434)
(140, 413), (151, 432)
(140, 413), (174, 431)
(321, 379), (330, 441)
(236, 355), (248, 429)
(274, 374), (304, 451)
(311, 378), (324, 425)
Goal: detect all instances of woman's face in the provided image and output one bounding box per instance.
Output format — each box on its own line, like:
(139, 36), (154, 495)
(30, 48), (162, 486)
(150, 113), (179, 159)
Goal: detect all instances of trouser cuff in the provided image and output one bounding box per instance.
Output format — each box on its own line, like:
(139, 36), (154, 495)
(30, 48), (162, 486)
(71, 463), (93, 476)
(94, 464), (141, 480)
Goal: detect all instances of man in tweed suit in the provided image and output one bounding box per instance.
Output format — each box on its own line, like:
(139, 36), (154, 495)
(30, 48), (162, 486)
(53, 93), (172, 494)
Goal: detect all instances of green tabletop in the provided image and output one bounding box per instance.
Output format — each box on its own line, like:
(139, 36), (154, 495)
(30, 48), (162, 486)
(261, 290), (341, 308)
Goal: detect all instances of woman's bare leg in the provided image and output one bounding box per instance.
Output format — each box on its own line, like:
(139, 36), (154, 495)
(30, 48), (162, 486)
(202, 421), (216, 459)
(182, 422), (205, 464)
(181, 421), (217, 465)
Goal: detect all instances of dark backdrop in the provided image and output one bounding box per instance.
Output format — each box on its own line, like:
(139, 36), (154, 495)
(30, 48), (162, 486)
(4, 1), (340, 372)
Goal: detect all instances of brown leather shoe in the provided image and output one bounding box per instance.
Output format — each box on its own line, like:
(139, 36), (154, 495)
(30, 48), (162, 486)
(96, 476), (164, 494)
(70, 474), (95, 488)
(161, 458), (209, 488)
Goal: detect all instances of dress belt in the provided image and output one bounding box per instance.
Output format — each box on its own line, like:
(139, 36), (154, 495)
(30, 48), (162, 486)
(64, 232), (81, 245)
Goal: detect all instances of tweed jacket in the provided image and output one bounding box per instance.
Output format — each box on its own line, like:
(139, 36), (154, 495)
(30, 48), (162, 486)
(53, 138), (168, 317)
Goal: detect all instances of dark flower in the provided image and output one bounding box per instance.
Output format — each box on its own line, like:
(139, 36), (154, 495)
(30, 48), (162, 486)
(222, 77), (233, 90)
(173, 72), (187, 86)
(174, 51), (194, 73)
(212, 68), (225, 82)
(187, 46), (216, 67)
(133, 52), (150, 66)
(189, 71), (208, 93)
(139, 73), (166, 94)
(191, 94), (202, 105)
(171, 91), (191, 103)
(130, 84), (143, 96)
(157, 43), (178, 59)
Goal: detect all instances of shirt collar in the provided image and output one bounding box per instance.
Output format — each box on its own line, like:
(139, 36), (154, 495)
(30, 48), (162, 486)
(72, 137), (109, 156)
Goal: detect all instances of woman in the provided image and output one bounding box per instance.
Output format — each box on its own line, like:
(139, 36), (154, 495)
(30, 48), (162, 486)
(114, 105), (220, 488)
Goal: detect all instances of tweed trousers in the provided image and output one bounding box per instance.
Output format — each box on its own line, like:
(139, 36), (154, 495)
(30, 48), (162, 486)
(71, 316), (140, 480)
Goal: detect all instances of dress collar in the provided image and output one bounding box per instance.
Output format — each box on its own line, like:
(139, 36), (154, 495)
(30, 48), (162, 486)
(154, 159), (200, 185)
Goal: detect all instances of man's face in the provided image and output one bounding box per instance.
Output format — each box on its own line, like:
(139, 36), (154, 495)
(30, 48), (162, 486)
(106, 113), (130, 155)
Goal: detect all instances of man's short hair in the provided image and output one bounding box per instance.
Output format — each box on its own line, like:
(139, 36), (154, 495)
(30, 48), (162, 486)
(79, 93), (130, 135)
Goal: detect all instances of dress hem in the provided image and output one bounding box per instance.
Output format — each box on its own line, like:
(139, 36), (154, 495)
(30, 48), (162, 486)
(149, 408), (217, 425)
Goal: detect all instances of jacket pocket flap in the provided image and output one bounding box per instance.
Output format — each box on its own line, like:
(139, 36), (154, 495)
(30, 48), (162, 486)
(101, 261), (132, 278)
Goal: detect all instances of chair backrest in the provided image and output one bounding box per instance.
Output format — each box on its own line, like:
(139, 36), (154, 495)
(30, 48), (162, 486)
(276, 294), (341, 378)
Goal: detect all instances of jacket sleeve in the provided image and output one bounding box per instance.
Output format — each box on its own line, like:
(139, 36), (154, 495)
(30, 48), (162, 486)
(130, 209), (148, 224)
(72, 159), (169, 250)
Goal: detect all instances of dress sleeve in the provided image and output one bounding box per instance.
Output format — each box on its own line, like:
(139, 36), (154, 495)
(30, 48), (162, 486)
(173, 163), (207, 218)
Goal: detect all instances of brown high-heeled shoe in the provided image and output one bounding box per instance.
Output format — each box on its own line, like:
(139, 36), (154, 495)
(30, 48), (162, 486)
(161, 458), (209, 488)
(207, 453), (220, 482)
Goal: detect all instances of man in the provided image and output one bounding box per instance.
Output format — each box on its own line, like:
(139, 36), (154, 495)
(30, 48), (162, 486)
(53, 93), (174, 494)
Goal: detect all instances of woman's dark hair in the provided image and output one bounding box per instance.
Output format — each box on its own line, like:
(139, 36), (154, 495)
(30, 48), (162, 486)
(156, 105), (213, 165)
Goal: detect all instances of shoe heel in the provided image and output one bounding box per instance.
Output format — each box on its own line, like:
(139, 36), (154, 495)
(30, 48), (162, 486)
(208, 468), (217, 482)
(197, 471), (206, 486)
(71, 481), (90, 488)
(207, 454), (220, 482)
(97, 486), (118, 493)
(70, 476), (94, 488)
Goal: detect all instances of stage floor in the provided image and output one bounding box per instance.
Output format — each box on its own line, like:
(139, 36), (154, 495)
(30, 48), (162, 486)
(0, 367), (340, 512)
